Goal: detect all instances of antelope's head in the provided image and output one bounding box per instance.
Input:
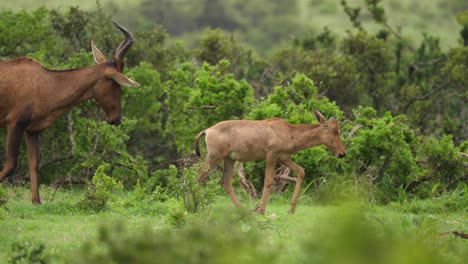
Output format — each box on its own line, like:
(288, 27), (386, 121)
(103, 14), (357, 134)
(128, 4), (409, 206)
(314, 110), (346, 158)
(91, 21), (139, 126)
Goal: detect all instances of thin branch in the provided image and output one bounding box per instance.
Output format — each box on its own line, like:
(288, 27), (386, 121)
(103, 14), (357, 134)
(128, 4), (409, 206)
(347, 124), (364, 139)
(382, 23), (416, 52)
(439, 230), (468, 239)
(403, 81), (451, 111)
(276, 174), (297, 182)
(39, 156), (74, 169)
(274, 166), (295, 193)
(185, 105), (224, 110)
(67, 112), (76, 156)
(87, 122), (100, 158)
(405, 175), (432, 192)
(237, 163), (258, 199)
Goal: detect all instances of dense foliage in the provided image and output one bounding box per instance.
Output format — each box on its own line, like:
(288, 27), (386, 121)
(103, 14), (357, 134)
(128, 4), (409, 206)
(0, 2), (466, 206)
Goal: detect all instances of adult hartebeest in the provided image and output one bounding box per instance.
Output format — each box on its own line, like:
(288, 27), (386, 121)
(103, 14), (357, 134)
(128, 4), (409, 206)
(195, 110), (346, 214)
(0, 21), (139, 204)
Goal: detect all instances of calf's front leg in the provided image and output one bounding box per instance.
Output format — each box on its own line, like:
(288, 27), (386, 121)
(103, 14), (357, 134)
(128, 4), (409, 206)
(255, 153), (277, 215)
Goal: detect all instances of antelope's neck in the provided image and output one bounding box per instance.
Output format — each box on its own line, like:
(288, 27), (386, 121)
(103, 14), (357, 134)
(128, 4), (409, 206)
(289, 124), (323, 151)
(46, 66), (100, 115)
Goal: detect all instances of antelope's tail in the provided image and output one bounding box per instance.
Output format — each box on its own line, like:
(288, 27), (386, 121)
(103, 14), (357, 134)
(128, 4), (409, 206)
(194, 131), (206, 157)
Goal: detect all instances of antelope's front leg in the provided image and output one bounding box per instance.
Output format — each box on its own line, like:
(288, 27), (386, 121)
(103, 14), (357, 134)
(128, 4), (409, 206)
(279, 159), (304, 214)
(255, 153), (277, 215)
(26, 132), (41, 204)
(0, 124), (26, 180)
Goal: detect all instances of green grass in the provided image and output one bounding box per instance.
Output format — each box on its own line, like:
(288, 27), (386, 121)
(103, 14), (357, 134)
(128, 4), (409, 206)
(0, 186), (467, 263)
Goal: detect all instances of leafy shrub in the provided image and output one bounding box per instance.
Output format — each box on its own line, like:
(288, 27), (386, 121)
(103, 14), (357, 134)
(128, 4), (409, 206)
(345, 107), (419, 202)
(77, 164), (123, 212)
(166, 164), (222, 213)
(166, 60), (254, 152)
(418, 135), (466, 190)
(195, 28), (253, 80)
(9, 241), (47, 264)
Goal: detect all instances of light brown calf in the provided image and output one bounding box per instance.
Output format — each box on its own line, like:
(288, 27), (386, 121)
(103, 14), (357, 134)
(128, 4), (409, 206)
(0, 21), (139, 204)
(195, 110), (346, 214)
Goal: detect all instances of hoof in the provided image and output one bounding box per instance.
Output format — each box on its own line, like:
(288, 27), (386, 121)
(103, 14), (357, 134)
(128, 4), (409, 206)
(269, 213), (278, 220)
(252, 204), (265, 215)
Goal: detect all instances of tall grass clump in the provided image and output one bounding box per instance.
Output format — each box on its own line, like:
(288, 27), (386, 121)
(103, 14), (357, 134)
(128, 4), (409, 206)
(75, 207), (279, 264)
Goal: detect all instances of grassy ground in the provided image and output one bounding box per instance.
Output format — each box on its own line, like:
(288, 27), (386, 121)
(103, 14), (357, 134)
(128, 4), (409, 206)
(0, 186), (466, 263)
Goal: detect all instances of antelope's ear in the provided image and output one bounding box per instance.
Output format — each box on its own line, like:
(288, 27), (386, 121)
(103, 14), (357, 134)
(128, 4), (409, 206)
(313, 110), (328, 126)
(108, 72), (140, 87)
(91, 40), (107, 64)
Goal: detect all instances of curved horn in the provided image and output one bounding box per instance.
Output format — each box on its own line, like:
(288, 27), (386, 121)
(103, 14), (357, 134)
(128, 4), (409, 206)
(112, 21), (134, 62)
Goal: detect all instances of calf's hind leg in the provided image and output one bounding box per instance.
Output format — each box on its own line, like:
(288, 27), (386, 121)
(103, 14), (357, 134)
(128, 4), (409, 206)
(198, 153), (222, 184)
(279, 159), (305, 214)
(221, 158), (241, 206)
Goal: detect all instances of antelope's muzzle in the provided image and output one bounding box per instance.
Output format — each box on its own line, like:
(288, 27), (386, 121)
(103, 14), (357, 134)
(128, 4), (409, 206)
(108, 116), (122, 126)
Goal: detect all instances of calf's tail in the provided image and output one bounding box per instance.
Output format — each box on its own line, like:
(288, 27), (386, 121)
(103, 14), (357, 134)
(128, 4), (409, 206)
(194, 131), (206, 157)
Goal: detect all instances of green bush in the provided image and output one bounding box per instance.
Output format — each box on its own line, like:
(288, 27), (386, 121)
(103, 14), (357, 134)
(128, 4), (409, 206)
(77, 164), (123, 212)
(8, 241), (47, 264)
(166, 164), (222, 213)
(345, 107), (419, 202)
(166, 60), (254, 152)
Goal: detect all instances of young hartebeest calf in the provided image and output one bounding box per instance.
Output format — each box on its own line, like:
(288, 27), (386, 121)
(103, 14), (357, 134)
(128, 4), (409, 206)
(195, 110), (346, 214)
(0, 21), (139, 204)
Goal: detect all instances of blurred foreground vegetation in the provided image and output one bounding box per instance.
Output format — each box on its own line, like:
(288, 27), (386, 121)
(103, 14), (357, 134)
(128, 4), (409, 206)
(0, 186), (467, 263)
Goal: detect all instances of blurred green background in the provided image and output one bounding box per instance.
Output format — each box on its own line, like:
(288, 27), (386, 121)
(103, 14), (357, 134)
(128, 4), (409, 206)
(2, 0), (466, 53)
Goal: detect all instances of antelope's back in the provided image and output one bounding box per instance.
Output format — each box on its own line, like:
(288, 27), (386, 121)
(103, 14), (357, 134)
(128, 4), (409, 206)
(205, 119), (289, 161)
(0, 57), (45, 126)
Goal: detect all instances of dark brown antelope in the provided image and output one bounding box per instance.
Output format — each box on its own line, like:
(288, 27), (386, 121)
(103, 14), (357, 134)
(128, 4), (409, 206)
(0, 21), (139, 204)
(195, 110), (346, 214)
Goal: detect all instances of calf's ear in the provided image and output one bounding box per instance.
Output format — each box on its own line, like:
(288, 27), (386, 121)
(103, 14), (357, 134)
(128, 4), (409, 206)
(313, 110), (328, 127)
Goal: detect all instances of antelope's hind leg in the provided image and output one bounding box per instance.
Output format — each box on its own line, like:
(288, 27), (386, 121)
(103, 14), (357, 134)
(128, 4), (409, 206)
(221, 158), (241, 206)
(197, 154), (222, 184)
(26, 132), (41, 204)
(279, 159), (304, 214)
